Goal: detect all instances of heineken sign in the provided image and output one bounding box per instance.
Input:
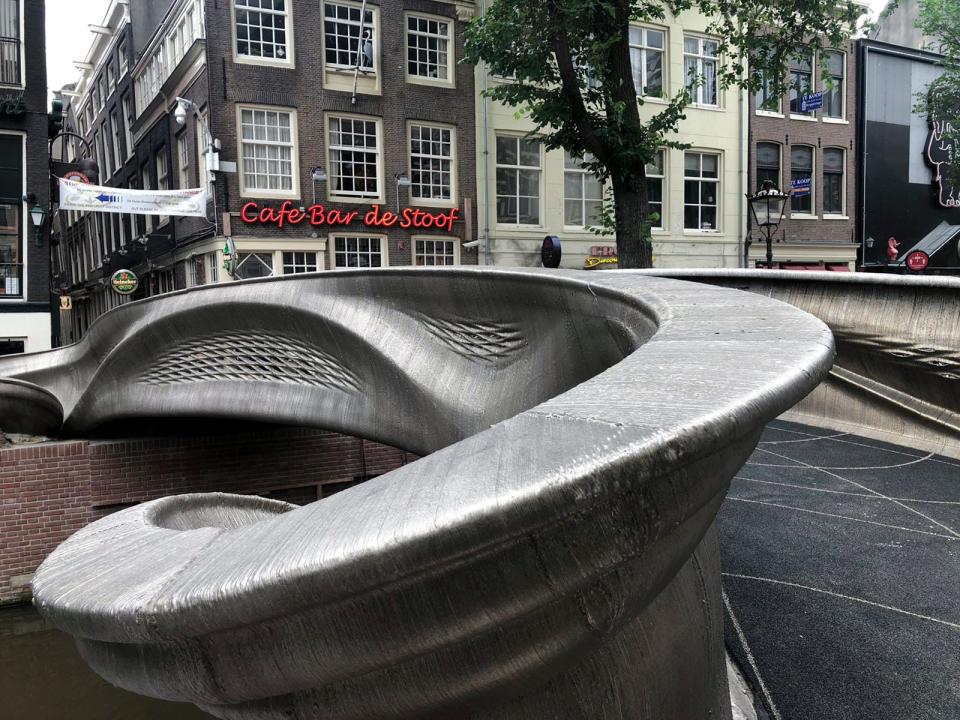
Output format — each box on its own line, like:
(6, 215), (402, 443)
(111, 269), (139, 295)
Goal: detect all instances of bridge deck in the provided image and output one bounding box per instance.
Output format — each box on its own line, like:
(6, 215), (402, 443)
(722, 421), (960, 720)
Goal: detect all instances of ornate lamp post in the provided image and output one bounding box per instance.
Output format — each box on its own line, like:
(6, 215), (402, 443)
(747, 180), (789, 269)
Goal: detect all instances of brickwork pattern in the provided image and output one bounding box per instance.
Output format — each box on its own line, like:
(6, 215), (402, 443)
(0, 428), (414, 605)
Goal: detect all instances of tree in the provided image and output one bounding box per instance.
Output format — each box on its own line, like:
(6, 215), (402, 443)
(464, 0), (866, 268)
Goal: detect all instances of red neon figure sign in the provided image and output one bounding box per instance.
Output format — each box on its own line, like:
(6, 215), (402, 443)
(241, 201), (460, 233)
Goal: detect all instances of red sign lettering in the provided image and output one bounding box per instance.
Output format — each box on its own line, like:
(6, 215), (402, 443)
(241, 202), (460, 233)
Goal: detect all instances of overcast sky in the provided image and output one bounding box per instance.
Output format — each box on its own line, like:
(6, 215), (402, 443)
(45, 0), (891, 96)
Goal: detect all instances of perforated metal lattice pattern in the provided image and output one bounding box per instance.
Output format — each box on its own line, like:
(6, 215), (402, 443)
(139, 332), (360, 391)
(836, 328), (960, 380)
(421, 317), (527, 363)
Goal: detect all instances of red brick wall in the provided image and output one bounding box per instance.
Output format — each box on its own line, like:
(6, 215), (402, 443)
(0, 429), (414, 606)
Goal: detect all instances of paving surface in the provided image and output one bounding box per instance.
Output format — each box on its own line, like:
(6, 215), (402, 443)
(720, 420), (960, 720)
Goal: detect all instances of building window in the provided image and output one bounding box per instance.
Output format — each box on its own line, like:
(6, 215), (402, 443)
(282, 251), (318, 274)
(110, 110), (122, 174)
(122, 95), (134, 159)
(414, 238), (457, 265)
(406, 14), (451, 82)
(646, 149), (664, 229)
(92, 82), (101, 114)
(141, 163), (153, 233)
(755, 51), (781, 113)
(684, 36), (718, 106)
(823, 148), (844, 214)
(789, 53), (814, 116)
(0, 0), (21, 86)
(496, 135), (541, 225)
(328, 115), (380, 199)
(157, 150), (169, 191)
(191, 255), (206, 286)
(206, 251), (219, 283)
(824, 51), (844, 119)
(236, 252), (274, 279)
(332, 236), (385, 268)
(409, 123), (453, 203)
(683, 151), (719, 230)
(629, 27), (664, 98)
(324, 2), (374, 71)
(234, 0), (290, 62)
(790, 145), (814, 214)
(563, 150), (604, 228)
(118, 38), (128, 76)
(239, 106), (297, 196)
(0, 134), (22, 296)
(107, 62), (116, 95)
(177, 133), (190, 189)
(756, 142), (780, 190)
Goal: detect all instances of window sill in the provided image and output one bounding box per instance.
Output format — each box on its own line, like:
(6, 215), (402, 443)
(789, 115), (818, 122)
(639, 96), (669, 105)
(822, 117), (849, 125)
(789, 214), (818, 220)
(241, 190), (301, 201)
(328, 194), (386, 206)
(405, 75), (456, 90)
(682, 229), (721, 235)
(495, 223), (544, 230)
(755, 110), (784, 118)
(822, 214), (849, 220)
(234, 55), (296, 70)
(688, 104), (724, 112)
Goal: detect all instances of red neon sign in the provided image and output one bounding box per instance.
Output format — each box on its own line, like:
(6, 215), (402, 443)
(240, 201), (460, 233)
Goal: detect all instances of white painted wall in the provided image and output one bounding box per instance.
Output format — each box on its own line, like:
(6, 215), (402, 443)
(0, 312), (52, 353)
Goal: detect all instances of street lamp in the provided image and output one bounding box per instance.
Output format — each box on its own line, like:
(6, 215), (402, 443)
(174, 97), (219, 186)
(29, 203), (47, 247)
(747, 180), (789, 269)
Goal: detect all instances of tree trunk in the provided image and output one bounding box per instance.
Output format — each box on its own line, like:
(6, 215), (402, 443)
(612, 174), (653, 269)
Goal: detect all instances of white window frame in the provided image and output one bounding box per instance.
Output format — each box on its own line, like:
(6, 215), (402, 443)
(0, 1), (25, 89)
(235, 251), (275, 279)
(412, 236), (459, 266)
(823, 50), (846, 121)
(141, 163), (154, 233)
(122, 94), (134, 160)
(177, 132), (190, 189)
(563, 150), (605, 230)
(118, 38), (128, 77)
(236, 104), (300, 199)
(629, 25), (666, 99)
(683, 35), (719, 108)
(282, 250), (319, 274)
(323, 1), (377, 74)
(788, 52), (815, 119)
(407, 121), (456, 207)
(790, 144), (816, 217)
(329, 233), (388, 268)
(110, 109), (122, 175)
(646, 149), (666, 231)
(326, 112), (383, 203)
(495, 134), (542, 227)
(404, 11), (454, 87)
(822, 147), (846, 216)
(755, 141), (782, 191)
(232, 0), (294, 68)
(0, 130), (25, 299)
(683, 151), (721, 233)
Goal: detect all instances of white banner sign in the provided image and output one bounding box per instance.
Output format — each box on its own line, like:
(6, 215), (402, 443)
(59, 178), (208, 217)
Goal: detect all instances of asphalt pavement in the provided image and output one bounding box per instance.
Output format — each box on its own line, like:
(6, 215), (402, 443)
(720, 420), (960, 720)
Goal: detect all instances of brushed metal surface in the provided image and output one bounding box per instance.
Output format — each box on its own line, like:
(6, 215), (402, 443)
(639, 270), (960, 457)
(9, 269), (834, 719)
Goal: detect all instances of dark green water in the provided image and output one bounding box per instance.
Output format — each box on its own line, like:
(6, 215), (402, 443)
(0, 604), (213, 719)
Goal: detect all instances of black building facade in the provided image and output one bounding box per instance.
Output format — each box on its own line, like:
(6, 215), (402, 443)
(0, 0), (51, 353)
(858, 40), (960, 273)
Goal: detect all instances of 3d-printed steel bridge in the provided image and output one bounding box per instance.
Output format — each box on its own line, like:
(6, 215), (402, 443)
(5, 269), (836, 720)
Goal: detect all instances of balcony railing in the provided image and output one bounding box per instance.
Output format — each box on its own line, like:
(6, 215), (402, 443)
(0, 36), (20, 86)
(0, 263), (22, 297)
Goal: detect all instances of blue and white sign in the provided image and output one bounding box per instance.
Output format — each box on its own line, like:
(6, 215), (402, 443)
(800, 91), (823, 113)
(58, 178), (208, 217)
(791, 177), (812, 196)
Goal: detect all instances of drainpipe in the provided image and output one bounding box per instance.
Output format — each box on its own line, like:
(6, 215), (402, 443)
(738, 52), (748, 268)
(479, 0), (491, 266)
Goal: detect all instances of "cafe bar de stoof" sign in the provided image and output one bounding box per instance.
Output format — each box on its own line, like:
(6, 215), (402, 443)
(241, 201), (460, 232)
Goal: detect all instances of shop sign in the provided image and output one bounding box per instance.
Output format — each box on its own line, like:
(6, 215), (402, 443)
(111, 269), (139, 295)
(0, 93), (25, 116)
(59, 296), (73, 310)
(905, 250), (929, 272)
(791, 177), (812, 197)
(799, 91), (823, 113)
(240, 201), (459, 233)
(63, 170), (92, 185)
(590, 245), (616, 258)
(584, 256), (618, 269)
(926, 120), (960, 208)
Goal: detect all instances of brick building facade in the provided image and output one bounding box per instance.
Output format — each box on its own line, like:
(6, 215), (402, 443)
(747, 39), (859, 270)
(55, 0), (479, 341)
(0, 0), (52, 353)
(0, 428), (414, 605)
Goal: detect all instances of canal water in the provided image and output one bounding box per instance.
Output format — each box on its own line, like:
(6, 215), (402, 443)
(1, 604), (213, 719)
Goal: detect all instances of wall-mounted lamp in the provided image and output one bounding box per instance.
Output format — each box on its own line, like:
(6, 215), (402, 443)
(29, 203), (47, 247)
(311, 167), (327, 205)
(395, 173), (411, 214)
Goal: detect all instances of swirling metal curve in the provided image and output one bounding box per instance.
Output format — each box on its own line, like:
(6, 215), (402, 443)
(5, 269), (834, 720)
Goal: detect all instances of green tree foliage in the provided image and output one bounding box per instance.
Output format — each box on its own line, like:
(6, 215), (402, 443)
(464, 0), (865, 267)
(915, 0), (960, 188)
